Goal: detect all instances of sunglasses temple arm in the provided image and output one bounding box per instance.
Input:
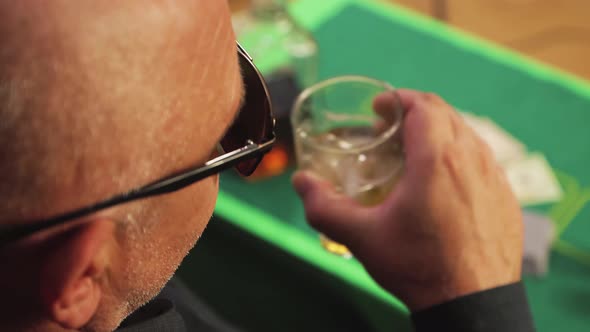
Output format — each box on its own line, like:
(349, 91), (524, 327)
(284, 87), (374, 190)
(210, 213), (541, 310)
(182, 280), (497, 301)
(138, 140), (274, 196)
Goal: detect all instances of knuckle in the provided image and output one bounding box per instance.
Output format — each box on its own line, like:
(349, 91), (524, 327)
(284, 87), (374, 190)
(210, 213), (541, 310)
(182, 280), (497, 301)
(423, 92), (443, 104)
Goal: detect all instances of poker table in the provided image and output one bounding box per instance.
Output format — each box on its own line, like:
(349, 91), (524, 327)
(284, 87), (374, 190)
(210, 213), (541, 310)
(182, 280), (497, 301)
(178, 1), (590, 331)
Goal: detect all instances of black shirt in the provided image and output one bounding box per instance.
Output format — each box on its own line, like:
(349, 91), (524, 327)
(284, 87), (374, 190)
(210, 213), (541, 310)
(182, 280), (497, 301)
(412, 282), (536, 332)
(118, 280), (535, 332)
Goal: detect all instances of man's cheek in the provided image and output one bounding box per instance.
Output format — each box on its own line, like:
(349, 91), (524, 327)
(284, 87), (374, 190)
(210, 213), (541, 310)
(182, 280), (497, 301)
(188, 178), (219, 228)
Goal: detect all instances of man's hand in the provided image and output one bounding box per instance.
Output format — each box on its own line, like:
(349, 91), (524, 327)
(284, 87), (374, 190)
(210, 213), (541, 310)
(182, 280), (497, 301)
(293, 89), (523, 311)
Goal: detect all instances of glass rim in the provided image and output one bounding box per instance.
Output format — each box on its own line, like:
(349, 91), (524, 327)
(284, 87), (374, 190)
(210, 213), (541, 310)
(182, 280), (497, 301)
(291, 75), (403, 154)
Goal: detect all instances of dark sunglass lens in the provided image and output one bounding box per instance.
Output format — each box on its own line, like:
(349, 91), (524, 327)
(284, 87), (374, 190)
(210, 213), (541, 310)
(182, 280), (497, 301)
(220, 47), (273, 176)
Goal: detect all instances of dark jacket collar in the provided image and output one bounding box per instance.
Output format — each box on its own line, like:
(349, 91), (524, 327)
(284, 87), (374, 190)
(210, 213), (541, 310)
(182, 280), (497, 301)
(116, 298), (186, 332)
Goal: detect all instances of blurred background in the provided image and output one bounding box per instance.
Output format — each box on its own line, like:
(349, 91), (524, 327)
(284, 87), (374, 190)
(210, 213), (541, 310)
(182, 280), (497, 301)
(176, 1), (590, 331)
(231, 0), (590, 80)
(393, 0), (590, 80)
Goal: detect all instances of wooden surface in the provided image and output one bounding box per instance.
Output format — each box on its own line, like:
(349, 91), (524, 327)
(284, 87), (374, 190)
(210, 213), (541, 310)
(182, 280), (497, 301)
(401, 0), (590, 80)
(445, 0), (590, 80)
(230, 0), (590, 81)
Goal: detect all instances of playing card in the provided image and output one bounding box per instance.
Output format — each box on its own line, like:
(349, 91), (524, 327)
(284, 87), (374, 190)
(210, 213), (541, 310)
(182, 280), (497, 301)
(504, 153), (563, 206)
(461, 112), (527, 164)
(522, 210), (555, 276)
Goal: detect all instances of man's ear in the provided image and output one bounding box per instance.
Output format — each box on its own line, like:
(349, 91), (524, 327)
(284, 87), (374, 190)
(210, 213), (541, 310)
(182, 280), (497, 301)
(40, 219), (116, 329)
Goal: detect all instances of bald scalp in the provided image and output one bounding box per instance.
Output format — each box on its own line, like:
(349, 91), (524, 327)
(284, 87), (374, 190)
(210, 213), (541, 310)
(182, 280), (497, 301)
(0, 1), (236, 223)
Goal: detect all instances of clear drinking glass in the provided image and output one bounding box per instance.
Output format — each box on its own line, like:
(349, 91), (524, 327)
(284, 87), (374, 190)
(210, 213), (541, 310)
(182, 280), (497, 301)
(291, 76), (405, 257)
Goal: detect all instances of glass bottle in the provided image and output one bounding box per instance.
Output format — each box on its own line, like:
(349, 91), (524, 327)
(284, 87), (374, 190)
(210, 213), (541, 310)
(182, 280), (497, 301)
(233, 0), (318, 89)
(232, 0), (320, 179)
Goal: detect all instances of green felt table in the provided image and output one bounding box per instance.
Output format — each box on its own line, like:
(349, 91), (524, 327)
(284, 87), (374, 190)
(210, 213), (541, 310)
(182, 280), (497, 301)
(181, 1), (590, 331)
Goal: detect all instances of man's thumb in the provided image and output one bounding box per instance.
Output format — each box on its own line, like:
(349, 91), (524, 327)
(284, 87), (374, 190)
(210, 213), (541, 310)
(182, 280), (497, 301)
(292, 171), (373, 247)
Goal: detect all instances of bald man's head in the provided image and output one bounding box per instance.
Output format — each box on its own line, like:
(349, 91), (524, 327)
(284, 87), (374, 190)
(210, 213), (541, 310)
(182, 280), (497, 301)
(1, 0), (239, 222)
(0, 1), (242, 330)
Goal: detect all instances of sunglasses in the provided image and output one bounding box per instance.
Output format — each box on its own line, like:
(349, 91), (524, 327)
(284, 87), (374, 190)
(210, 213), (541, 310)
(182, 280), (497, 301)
(0, 43), (276, 246)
